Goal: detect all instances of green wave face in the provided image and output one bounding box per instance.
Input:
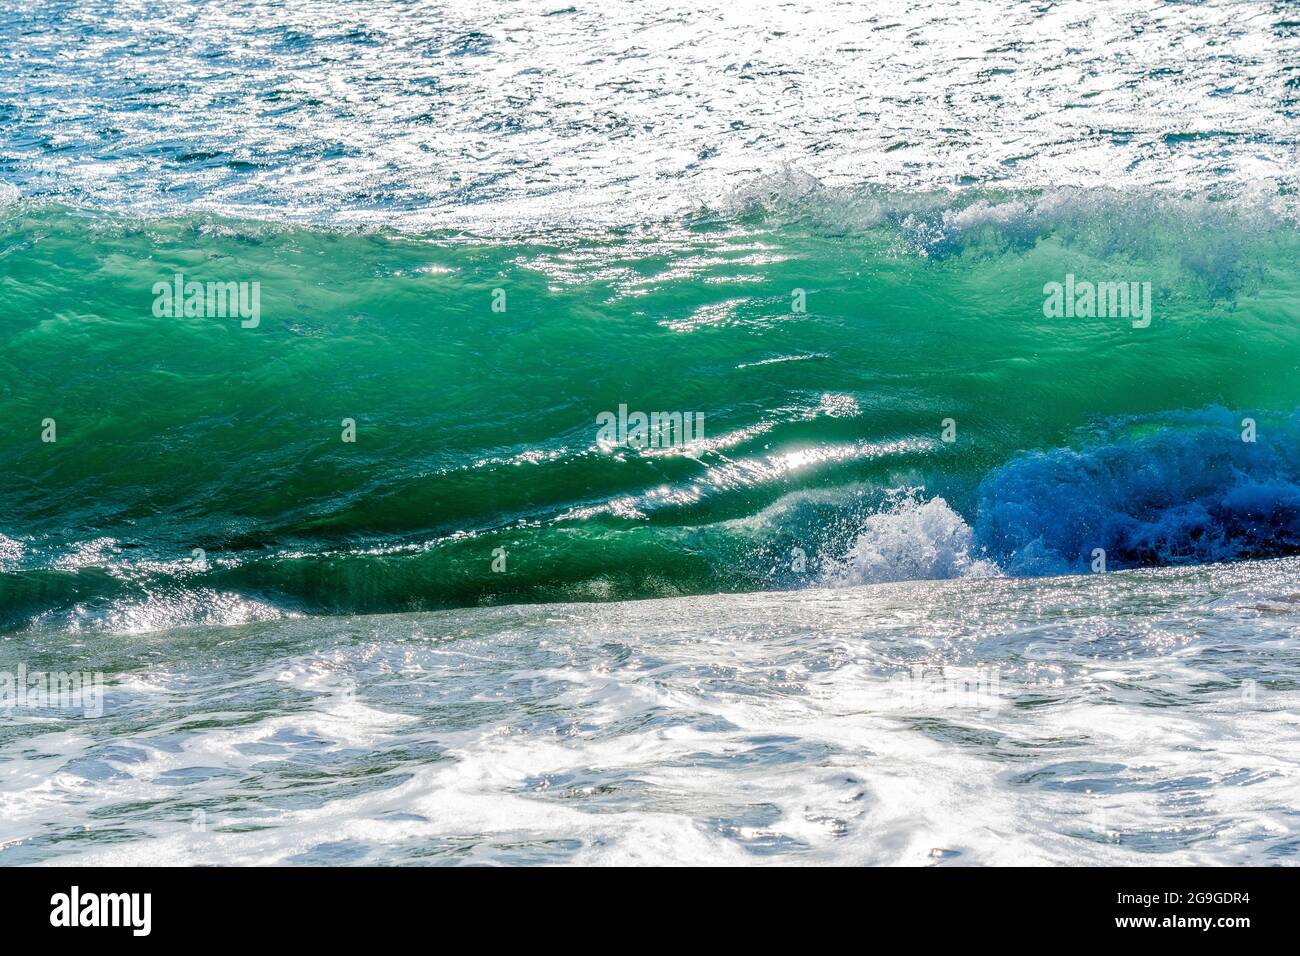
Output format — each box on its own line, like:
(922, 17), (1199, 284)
(2, 192), (1300, 629)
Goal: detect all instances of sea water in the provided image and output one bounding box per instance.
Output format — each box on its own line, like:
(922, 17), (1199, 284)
(1, 0), (1299, 865)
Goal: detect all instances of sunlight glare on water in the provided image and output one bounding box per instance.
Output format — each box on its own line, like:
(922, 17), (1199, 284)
(2, 0), (1298, 231)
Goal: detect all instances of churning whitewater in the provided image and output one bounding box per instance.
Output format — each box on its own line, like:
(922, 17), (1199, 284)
(3, 560), (1299, 865)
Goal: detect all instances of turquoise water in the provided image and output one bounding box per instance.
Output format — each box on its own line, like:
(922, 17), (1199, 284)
(2, 0), (1300, 865)
(3, 197), (1300, 630)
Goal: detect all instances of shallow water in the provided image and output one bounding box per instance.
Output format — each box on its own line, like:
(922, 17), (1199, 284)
(2, 558), (1297, 865)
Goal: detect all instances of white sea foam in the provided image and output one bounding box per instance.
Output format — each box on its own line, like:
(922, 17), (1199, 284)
(823, 492), (1001, 586)
(3, 557), (1297, 865)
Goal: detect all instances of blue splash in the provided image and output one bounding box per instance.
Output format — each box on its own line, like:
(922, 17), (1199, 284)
(974, 408), (1300, 575)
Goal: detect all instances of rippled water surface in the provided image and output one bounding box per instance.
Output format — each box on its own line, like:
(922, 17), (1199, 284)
(3, 560), (1298, 865)
(2, 0), (1299, 229)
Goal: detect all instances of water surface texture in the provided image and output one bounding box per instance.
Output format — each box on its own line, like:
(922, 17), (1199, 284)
(2, 0), (1299, 865)
(3, 562), (1299, 865)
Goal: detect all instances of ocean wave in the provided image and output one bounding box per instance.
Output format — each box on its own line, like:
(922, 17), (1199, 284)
(974, 407), (1300, 575)
(2, 196), (1300, 630)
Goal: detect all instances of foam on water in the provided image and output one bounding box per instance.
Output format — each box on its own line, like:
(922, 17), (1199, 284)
(2, 558), (1297, 865)
(822, 492), (1000, 586)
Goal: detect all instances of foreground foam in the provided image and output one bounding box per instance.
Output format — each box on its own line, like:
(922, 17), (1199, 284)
(3, 558), (1296, 865)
